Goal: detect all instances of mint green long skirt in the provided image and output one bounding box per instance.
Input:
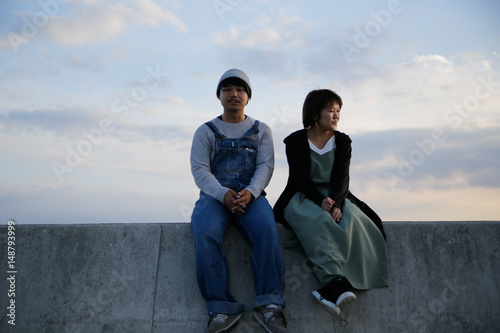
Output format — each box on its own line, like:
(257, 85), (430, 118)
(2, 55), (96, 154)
(283, 150), (389, 290)
(284, 194), (389, 289)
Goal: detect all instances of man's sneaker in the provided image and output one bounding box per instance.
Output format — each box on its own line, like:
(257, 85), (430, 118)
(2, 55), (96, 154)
(253, 305), (288, 333)
(206, 312), (242, 333)
(312, 276), (357, 316)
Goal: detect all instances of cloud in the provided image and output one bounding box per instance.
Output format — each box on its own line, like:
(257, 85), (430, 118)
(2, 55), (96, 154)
(413, 54), (453, 65)
(43, 0), (187, 46)
(212, 14), (313, 78)
(106, 122), (194, 145)
(99, 48), (128, 63)
(0, 37), (12, 50)
(0, 108), (96, 136)
(214, 16), (282, 48)
(210, 10), (500, 110)
(348, 127), (500, 192)
(348, 179), (500, 222)
(0, 104), (196, 149)
(125, 0), (188, 32)
(0, 185), (194, 224)
(328, 53), (500, 134)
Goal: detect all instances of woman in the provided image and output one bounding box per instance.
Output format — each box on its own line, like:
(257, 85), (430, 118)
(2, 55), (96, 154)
(273, 89), (388, 316)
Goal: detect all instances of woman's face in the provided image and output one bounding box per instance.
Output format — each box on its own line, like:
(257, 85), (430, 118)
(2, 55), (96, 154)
(316, 101), (341, 132)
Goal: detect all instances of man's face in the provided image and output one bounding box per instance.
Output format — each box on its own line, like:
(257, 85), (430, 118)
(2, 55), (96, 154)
(219, 84), (249, 112)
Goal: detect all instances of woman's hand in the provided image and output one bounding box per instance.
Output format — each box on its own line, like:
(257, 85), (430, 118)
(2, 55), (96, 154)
(321, 197), (335, 212)
(321, 197), (342, 222)
(331, 206), (342, 222)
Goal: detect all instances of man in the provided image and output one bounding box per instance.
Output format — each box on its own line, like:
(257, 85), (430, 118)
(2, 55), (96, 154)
(190, 68), (288, 333)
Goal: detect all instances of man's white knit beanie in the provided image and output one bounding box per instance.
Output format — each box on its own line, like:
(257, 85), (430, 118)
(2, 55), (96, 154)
(216, 68), (252, 99)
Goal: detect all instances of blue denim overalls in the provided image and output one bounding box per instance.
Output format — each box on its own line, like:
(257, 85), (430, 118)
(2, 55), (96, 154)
(191, 119), (285, 315)
(206, 119), (259, 192)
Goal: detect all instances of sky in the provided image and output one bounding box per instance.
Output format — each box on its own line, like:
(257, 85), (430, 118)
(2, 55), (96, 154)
(1, 0), (499, 225)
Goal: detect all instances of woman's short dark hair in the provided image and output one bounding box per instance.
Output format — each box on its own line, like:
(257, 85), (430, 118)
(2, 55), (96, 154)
(302, 89), (343, 129)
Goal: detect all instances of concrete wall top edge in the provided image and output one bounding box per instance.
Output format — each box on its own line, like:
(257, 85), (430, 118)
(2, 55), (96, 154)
(3, 220), (499, 227)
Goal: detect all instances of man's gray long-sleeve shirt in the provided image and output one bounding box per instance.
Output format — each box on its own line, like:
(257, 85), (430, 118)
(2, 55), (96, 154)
(190, 116), (274, 203)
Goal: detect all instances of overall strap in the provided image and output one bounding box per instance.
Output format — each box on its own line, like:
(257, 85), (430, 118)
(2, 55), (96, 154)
(204, 121), (226, 140)
(205, 119), (259, 139)
(247, 119), (260, 140)
(204, 121), (220, 135)
(252, 120), (260, 133)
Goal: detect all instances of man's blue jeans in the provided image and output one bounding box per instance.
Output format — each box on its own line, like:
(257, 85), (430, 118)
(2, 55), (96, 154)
(191, 193), (286, 315)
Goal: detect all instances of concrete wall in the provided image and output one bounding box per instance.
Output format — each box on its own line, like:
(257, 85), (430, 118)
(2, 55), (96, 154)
(0, 221), (499, 333)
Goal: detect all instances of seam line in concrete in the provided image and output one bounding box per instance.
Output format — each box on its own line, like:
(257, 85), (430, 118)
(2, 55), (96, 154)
(150, 225), (163, 332)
